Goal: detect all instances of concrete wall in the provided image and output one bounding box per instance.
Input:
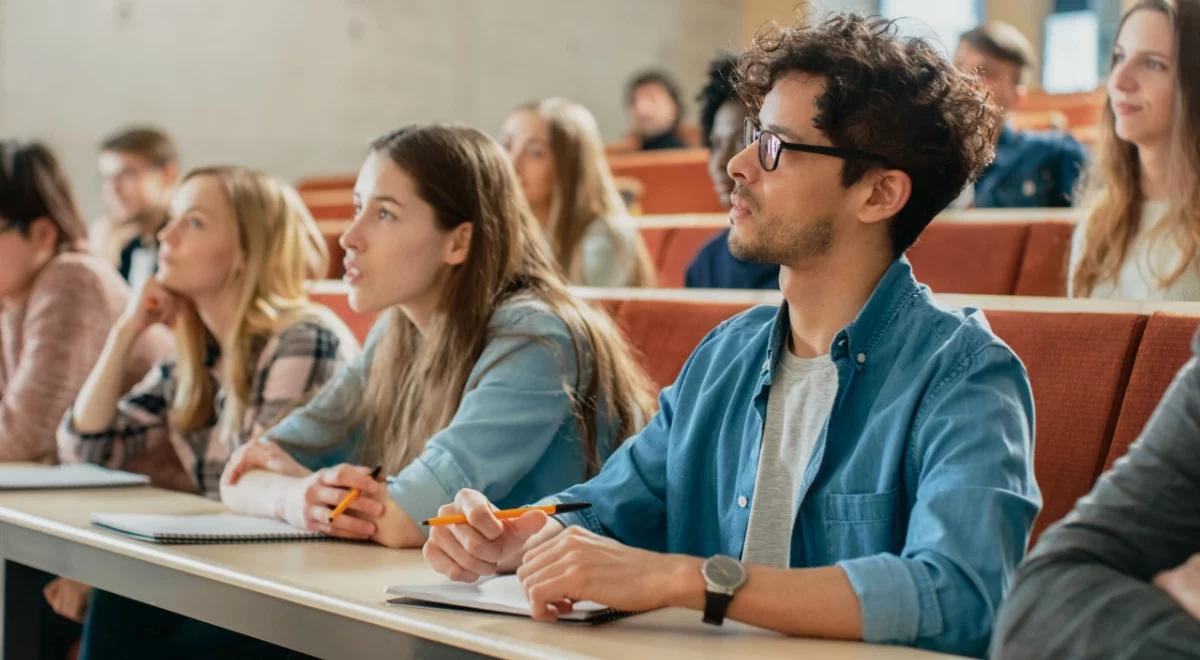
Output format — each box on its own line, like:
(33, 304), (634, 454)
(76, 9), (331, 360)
(1, 0), (742, 218)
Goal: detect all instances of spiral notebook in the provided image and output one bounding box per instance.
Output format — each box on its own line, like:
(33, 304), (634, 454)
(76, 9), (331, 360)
(386, 575), (630, 624)
(90, 512), (327, 544)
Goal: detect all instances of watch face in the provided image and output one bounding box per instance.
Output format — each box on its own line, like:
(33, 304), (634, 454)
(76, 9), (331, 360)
(703, 555), (746, 589)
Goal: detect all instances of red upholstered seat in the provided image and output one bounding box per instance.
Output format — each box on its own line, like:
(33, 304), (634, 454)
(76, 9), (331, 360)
(611, 299), (756, 389)
(656, 227), (724, 288)
(1105, 313), (1199, 470)
(609, 149), (723, 215)
(908, 222), (1029, 295)
(985, 310), (1145, 542)
(1014, 220), (1074, 296)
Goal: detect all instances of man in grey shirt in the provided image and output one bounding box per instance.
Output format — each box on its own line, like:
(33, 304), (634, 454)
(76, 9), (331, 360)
(991, 330), (1200, 658)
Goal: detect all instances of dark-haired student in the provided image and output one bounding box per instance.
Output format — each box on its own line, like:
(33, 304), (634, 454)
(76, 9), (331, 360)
(954, 22), (1086, 208)
(991, 327), (1200, 659)
(220, 124), (655, 550)
(610, 70), (699, 152)
(0, 141), (171, 657)
(94, 126), (180, 290)
(685, 52), (781, 290)
(423, 14), (1039, 658)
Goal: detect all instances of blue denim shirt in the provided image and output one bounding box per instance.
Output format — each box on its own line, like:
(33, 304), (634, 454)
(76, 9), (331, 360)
(974, 125), (1086, 208)
(266, 296), (612, 535)
(553, 257), (1041, 657)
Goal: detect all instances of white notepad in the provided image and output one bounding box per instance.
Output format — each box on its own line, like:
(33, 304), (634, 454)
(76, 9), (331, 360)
(0, 464), (150, 490)
(91, 512), (327, 544)
(387, 575), (628, 624)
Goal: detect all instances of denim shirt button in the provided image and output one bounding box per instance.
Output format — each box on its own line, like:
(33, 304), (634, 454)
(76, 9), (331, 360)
(737, 495), (749, 508)
(761, 359), (770, 372)
(856, 352), (867, 364)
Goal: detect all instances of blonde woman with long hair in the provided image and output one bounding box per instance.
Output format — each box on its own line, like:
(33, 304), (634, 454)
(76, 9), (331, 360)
(61, 166), (357, 493)
(221, 124), (655, 549)
(500, 98), (656, 287)
(1070, 0), (1200, 300)
(60, 166), (358, 657)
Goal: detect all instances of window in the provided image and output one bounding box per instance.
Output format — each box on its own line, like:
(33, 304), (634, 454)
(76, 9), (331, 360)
(879, 0), (983, 59)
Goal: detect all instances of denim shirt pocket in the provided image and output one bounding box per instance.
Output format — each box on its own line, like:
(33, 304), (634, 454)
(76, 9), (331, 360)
(824, 489), (902, 559)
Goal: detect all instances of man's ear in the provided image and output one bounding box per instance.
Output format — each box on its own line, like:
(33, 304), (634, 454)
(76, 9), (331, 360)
(858, 169), (911, 226)
(28, 217), (60, 253)
(444, 222), (473, 266)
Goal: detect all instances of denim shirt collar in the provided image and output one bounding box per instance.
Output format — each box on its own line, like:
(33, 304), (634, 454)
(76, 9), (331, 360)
(763, 256), (921, 378)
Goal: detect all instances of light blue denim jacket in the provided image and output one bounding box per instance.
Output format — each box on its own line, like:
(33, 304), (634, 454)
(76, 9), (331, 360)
(552, 257), (1041, 657)
(267, 296), (611, 535)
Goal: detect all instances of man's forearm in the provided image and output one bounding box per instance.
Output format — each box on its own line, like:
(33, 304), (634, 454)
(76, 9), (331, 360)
(664, 561), (863, 639)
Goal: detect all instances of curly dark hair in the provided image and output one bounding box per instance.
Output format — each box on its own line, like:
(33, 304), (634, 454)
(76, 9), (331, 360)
(735, 14), (1000, 257)
(696, 52), (740, 148)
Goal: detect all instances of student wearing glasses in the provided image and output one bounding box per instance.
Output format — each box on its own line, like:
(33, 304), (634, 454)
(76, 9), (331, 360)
(422, 15), (1039, 658)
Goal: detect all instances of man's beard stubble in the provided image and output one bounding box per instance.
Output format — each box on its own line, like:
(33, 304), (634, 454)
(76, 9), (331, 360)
(727, 185), (835, 264)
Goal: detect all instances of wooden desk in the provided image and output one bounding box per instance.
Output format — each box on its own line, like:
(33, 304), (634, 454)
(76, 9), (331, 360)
(0, 473), (962, 659)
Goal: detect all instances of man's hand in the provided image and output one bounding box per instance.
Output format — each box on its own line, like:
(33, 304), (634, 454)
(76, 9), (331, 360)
(423, 488), (557, 582)
(1155, 553), (1200, 621)
(516, 525), (704, 621)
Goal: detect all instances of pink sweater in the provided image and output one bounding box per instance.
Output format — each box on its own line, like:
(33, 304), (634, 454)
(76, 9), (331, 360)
(0, 252), (171, 463)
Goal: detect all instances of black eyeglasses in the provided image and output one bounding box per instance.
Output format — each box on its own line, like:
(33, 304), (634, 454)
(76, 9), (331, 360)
(743, 118), (890, 172)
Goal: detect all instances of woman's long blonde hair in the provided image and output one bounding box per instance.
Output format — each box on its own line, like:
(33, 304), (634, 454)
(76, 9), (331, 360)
(170, 166), (331, 440)
(518, 98), (656, 287)
(357, 125), (655, 477)
(1072, 0), (1200, 296)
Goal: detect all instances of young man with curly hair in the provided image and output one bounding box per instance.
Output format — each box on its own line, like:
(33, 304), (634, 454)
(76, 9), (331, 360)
(422, 14), (1040, 657)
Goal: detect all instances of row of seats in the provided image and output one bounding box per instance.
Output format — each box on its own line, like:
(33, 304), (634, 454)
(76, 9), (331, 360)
(316, 210), (1078, 296)
(615, 210), (1078, 294)
(308, 281), (1200, 543)
(297, 148), (723, 218)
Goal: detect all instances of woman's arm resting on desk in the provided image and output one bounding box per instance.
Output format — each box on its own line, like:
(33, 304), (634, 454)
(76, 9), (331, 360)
(221, 453), (423, 548)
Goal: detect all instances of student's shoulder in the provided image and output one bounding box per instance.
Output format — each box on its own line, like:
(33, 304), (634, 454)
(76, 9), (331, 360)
(33, 252), (123, 298)
(1015, 128), (1086, 159)
(912, 292), (1022, 371)
(490, 294), (572, 339)
(266, 316), (349, 363)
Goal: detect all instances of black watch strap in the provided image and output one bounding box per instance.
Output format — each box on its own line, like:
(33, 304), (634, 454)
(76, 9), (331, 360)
(702, 591), (734, 625)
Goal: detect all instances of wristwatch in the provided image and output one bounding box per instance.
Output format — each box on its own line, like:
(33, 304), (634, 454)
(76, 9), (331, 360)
(700, 554), (746, 625)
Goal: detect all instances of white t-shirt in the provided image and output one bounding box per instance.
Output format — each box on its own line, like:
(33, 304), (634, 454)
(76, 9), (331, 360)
(741, 350), (838, 567)
(1070, 201), (1200, 301)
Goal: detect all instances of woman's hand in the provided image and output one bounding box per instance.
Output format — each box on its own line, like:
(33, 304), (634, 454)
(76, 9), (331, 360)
(281, 464), (386, 540)
(117, 277), (178, 338)
(221, 439), (310, 486)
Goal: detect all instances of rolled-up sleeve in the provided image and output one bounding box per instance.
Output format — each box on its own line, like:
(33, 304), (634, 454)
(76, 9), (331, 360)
(839, 344), (1040, 657)
(387, 309), (584, 530)
(992, 340), (1200, 659)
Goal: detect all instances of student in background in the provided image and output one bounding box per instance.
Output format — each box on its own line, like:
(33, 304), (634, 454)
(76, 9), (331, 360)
(610, 70), (698, 151)
(1070, 0), (1199, 300)
(220, 124), (655, 550)
(955, 22), (1087, 208)
(94, 127), (180, 290)
(992, 327), (1200, 658)
(424, 15), (1039, 658)
(499, 98), (656, 287)
(685, 52), (781, 289)
(0, 140), (172, 656)
(62, 165), (356, 658)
